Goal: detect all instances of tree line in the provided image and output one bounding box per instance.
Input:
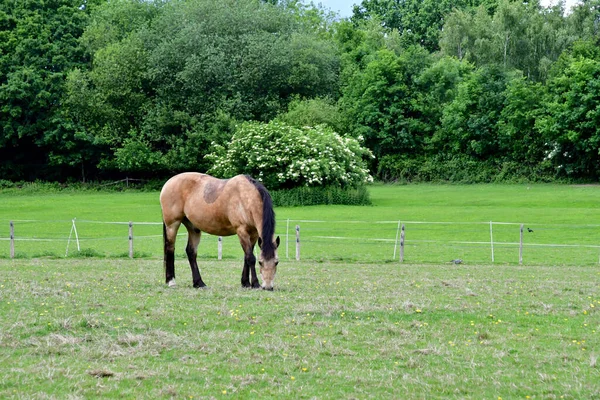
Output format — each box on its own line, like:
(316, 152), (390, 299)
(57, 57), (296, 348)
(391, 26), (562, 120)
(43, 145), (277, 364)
(1, 0), (600, 184)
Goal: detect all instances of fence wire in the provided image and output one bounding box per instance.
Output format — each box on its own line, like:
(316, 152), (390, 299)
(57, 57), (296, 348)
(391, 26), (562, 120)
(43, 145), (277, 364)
(1, 218), (599, 265)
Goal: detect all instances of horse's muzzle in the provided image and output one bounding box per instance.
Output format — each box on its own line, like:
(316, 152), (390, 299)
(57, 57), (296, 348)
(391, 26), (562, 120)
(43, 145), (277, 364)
(262, 286), (274, 291)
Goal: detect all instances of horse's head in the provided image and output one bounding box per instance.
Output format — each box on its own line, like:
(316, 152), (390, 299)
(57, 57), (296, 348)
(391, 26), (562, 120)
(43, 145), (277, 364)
(257, 236), (280, 290)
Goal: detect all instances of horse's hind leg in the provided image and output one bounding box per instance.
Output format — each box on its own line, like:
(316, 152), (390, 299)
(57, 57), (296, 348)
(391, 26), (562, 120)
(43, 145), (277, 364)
(163, 221), (180, 287)
(183, 219), (206, 288)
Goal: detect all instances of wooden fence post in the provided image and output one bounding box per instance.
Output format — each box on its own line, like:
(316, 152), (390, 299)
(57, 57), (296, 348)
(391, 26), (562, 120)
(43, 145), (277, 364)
(400, 224), (405, 263)
(9, 221), (14, 259)
(128, 221), (133, 259)
(295, 225), (300, 261)
(489, 221), (494, 263)
(519, 224), (524, 264)
(218, 236), (223, 260)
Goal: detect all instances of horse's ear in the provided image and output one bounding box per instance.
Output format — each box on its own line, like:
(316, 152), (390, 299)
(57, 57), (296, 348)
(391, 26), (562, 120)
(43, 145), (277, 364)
(275, 236), (280, 248)
(258, 237), (263, 249)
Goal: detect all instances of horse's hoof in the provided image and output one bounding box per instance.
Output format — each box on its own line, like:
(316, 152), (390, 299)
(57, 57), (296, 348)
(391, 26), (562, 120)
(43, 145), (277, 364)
(167, 280), (176, 288)
(194, 283), (207, 289)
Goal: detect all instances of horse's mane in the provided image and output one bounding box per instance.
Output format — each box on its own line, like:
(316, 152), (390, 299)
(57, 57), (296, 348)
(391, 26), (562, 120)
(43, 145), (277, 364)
(244, 175), (276, 258)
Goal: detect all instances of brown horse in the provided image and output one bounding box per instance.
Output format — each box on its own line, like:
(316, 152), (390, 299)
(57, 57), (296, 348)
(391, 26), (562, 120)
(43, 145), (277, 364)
(160, 172), (280, 290)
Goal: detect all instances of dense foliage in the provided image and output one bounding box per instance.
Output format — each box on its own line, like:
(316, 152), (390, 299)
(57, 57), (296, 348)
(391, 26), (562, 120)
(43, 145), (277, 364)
(0, 0), (102, 180)
(270, 185), (371, 206)
(65, 0), (340, 178)
(2, 0), (600, 184)
(206, 121), (373, 189)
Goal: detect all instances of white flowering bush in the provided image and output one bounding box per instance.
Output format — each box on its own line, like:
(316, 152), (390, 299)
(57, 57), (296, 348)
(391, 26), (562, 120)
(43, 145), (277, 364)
(206, 121), (373, 189)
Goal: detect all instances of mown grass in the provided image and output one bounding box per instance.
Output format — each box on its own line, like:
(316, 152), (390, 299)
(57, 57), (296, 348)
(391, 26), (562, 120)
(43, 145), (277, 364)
(1, 184), (599, 265)
(0, 258), (598, 398)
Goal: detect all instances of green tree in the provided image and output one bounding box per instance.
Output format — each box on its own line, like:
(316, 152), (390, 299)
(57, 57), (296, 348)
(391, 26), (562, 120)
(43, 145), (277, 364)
(276, 97), (345, 133)
(340, 45), (432, 161)
(417, 56), (474, 137)
(438, 8), (473, 61)
(68, 0), (340, 176)
(537, 41), (600, 179)
(440, 0), (571, 81)
(0, 0), (102, 180)
(498, 76), (546, 166)
(566, 0), (600, 43)
(432, 65), (512, 161)
(351, 0), (495, 52)
(374, 56), (474, 181)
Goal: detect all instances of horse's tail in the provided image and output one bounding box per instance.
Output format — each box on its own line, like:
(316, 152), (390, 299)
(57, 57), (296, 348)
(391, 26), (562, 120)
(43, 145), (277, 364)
(244, 175), (276, 258)
(162, 221), (167, 254)
(260, 186), (276, 254)
(162, 222), (167, 270)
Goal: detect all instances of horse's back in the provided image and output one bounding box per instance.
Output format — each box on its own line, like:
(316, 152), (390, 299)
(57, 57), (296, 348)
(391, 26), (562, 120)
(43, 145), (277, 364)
(162, 172), (206, 189)
(161, 172), (204, 209)
(160, 173), (258, 236)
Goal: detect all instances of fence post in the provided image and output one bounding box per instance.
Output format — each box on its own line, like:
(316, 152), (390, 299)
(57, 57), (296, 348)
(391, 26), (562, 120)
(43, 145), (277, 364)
(489, 221), (494, 263)
(295, 225), (300, 261)
(393, 221), (401, 260)
(286, 219), (290, 259)
(218, 236), (223, 260)
(67, 218), (81, 256)
(74, 219), (80, 252)
(400, 224), (405, 263)
(519, 224), (524, 264)
(128, 221), (133, 259)
(9, 221), (14, 259)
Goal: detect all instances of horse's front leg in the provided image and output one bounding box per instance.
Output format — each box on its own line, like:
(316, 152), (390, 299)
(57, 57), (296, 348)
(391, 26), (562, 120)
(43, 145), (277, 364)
(249, 256), (260, 289)
(239, 231), (260, 289)
(241, 251), (254, 288)
(244, 251), (261, 289)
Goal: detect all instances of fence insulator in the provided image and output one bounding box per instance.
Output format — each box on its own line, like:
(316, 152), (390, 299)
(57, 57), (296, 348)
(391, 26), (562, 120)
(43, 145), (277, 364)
(400, 223), (405, 263)
(9, 221), (14, 259)
(295, 225), (300, 261)
(128, 221), (133, 259)
(218, 236), (223, 260)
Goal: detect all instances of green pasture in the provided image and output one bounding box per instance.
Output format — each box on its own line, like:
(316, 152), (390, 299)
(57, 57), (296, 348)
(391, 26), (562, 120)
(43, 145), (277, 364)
(1, 184), (599, 265)
(0, 259), (598, 398)
(0, 184), (599, 398)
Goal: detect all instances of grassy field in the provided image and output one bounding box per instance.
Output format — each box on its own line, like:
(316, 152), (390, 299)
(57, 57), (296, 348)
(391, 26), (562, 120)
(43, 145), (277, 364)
(0, 259), (598, 398)
(0, 184), (599, 398)
(1, 184), (599, 265)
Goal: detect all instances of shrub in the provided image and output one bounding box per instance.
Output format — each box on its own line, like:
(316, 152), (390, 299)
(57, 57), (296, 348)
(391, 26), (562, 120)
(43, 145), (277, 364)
(0, 180), (14, 189)
(206, 121), (373, 190)
(271, 185), (371, 207)
(377, 155), (560, 183)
